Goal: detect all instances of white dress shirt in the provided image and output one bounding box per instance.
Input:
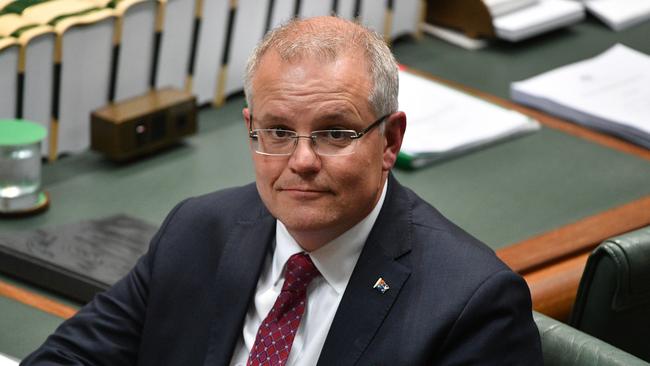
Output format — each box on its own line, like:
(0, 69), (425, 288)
(229, 182), (388, 366)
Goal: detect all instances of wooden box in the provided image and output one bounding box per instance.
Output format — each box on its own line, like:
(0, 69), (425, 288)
(91, 88), (197, 161)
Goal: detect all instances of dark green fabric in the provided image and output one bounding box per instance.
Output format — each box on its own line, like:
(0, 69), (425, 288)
(47, 7), (102, 26)
(0, 0), (51, 16)
(534, 312), (649, 366)
(570, 226), (650, 361)
(10, 23), (40, 38)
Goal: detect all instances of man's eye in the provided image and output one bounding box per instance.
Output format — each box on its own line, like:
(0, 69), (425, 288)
(271, 129), (292, 138)
(325, 130), (347, 140)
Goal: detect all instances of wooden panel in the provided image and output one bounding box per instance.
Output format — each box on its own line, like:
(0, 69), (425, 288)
(523, 252), (590, 321)
(0, 279), (76, 319)
(497, 195), (650, 274)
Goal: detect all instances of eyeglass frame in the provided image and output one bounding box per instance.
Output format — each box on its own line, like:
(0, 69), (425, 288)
(247, 113), (392, 156)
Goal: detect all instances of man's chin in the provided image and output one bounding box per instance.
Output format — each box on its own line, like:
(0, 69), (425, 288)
(280, 218), (334, 233)
(276, 210), (340, 234)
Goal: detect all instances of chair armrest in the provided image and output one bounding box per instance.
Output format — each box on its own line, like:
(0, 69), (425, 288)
(533, 312), (649, 366)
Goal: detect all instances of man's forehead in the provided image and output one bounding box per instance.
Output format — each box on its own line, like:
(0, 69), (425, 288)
(251, 50), (372, 99)
(256, 47), (368, 73)
(249, 48), (374, 118)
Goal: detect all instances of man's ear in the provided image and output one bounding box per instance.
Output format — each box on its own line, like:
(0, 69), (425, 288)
(243, 108), (251, 130)
(382, 111), (406, 171)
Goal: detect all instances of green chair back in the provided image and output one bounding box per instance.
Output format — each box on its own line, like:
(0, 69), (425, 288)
(569, 226), (650, 362)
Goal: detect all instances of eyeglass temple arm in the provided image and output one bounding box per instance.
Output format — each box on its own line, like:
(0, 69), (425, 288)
(248, 113), (256, 137)
(352, 114), (390, 139)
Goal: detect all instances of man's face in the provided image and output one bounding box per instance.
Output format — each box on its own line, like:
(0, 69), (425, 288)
(244, 51), (403, 250)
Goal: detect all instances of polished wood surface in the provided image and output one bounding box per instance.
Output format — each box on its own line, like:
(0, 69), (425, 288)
(505, 196), (650, 320)
(498, 196), (650, 274)
(0, 280), (76, 319)
(523, 252), (590, 321)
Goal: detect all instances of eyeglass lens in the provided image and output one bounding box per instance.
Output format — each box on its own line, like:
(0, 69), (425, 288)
(252, 129), (357, 156)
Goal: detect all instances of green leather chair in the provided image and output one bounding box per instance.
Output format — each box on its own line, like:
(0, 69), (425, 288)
(569, 226), (650, 362)
(534, 312), (649, 366)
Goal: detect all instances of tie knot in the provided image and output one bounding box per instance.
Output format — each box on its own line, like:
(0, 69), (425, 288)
(283, 253), (320, 293)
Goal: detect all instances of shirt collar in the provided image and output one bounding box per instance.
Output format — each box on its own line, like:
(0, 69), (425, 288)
(273, 181), (388, 295)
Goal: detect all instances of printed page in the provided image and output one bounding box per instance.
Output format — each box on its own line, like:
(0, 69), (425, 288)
(584, 0), (650, 31)
(512, 44), (650, 134)
(399, 70), (539, 156)
(493, 0), (585, 41)
(484, 0), (538, 17)
(0, 352), (19, 366)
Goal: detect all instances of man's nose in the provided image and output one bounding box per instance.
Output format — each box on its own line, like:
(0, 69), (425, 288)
(288, 137), (321, 174)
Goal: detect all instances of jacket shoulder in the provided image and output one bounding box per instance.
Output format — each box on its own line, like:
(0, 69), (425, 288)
(399, 184), (509, 274)
(172, 183), (266, 224)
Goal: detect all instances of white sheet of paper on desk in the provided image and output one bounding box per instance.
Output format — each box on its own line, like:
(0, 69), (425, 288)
(0, 352), (18, 366)
(484, 0), (539, 17)
(583, 0), (650, 31)
(493, 0), (585, 41)
(511, 44), (650, 148)
(398, 70), (540, 156)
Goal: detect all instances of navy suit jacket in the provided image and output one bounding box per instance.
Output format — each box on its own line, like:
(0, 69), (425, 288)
(23, 176), (542, 365)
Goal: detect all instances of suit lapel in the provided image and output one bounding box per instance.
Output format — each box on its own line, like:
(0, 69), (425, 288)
(317, 177), (413, 366)
(203, 209), (276, 366)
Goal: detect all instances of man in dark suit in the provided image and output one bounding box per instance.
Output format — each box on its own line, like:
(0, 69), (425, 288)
(23, 16), (542, 365)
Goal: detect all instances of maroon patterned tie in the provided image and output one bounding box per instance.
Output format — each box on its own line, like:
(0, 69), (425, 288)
(247, 253), (321, 366)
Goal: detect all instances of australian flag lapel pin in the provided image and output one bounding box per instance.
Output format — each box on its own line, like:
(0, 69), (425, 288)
(373, 277), (390, 293)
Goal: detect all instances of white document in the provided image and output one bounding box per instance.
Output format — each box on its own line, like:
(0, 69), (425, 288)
(0, 352), (18, 366)
(399, 70), (540, 167)
(583, 0), (650, 31)
(511, 44), (650, 148)
(493, 0), (585, 41)
(484, 0), (539, 17)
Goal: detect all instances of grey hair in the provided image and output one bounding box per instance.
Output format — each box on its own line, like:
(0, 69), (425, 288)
(243, 16), (399, 118)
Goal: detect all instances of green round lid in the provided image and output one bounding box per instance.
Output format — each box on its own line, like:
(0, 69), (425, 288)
(0, 119), (47, 146)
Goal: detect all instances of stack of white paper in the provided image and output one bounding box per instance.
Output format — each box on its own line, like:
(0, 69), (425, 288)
(582, 0), (650, 31)
(0, 352), (18, 366)
(484, 0), (539, 17)
(511, 44), (650, 149)
(493, 0), (585, 41)
(398, 70), (540, 168)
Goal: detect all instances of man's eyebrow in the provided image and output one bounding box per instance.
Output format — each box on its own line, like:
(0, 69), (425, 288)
(254, 114), (289, 125)
(313, 111), (359, 124)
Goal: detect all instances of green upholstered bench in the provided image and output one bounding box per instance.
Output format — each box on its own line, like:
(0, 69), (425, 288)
(534, 312), (649, 366)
